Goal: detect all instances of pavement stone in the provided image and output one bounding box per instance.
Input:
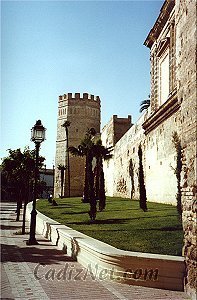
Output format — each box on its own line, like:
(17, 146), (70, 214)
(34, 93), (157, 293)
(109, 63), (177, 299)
(0, 202), (191, 300)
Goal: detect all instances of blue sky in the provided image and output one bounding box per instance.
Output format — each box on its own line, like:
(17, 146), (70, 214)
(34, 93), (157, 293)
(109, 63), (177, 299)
(1, 0), (163, 168)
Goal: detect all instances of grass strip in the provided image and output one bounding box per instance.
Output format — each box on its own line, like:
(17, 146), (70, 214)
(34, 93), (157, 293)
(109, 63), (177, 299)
(36, 197), (183, 256)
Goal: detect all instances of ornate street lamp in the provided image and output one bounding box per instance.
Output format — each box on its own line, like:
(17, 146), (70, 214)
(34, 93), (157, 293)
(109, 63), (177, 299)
(62, 121), (71, 197)
(27, 120), (46, 245)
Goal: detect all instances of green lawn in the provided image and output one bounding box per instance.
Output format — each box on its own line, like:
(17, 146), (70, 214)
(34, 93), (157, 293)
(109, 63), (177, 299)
(36, 197), (183, 256)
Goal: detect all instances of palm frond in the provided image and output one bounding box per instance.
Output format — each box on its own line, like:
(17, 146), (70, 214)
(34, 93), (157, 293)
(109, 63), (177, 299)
(68, 146), (84, 157)
(139, 99), (150, 113)
(140, 99), (150, 106)
(62, 120), (71, 128)
(57, 164), (66, 170)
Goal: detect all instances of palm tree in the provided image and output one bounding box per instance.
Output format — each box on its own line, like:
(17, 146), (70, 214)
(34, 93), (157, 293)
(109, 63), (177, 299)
(139, 95), (150, 113)
(69, 128), (96, 220)
(69, 128), (95, 203)
(93, 139), (113, 211)
(69, 129), (113, 220)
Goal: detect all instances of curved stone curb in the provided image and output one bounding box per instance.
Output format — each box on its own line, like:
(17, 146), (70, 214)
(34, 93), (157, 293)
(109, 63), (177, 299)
(26, 201), (185, 292)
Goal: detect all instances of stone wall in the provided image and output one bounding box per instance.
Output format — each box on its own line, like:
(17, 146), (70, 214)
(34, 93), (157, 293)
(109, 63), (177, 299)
(111, 113), (146, 199)
(102, 111), (144, 200)
(175, 0), (197, 299)
(102, 0), (181, 204)
(145, 110), (180, 204)
(102, 107), (180, 204)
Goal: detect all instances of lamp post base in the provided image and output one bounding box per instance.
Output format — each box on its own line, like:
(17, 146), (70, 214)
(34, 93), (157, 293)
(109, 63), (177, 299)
(26, 209), (38, 245)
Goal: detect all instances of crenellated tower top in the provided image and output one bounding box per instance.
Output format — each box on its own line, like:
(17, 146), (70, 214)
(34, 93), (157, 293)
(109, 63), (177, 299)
(59, 93), (100, 103)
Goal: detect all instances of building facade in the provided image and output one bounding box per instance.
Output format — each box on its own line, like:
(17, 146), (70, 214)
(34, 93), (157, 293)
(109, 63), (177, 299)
(54, 93), (100, 197)
(39, 167), (54, 198)
(54, 1), (196, 297)
(102, 0), (196, 298)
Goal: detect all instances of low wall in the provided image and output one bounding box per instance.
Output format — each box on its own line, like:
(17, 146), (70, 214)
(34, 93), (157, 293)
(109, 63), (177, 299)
(26, 202), (185, 291)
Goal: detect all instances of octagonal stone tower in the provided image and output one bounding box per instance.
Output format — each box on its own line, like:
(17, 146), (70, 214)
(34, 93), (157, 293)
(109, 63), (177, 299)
(54, 92), (101, 198)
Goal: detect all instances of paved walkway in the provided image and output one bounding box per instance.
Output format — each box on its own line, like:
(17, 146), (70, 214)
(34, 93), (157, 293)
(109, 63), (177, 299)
(0, 202), (191, 300)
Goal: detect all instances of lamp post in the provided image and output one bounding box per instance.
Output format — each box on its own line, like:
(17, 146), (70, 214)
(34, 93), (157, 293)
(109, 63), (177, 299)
(27, 120), (46, 245)
(62, 121), (71, 197)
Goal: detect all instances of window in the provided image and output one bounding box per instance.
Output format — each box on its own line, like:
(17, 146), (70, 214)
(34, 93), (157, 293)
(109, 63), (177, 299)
(159, 49), (170, 105)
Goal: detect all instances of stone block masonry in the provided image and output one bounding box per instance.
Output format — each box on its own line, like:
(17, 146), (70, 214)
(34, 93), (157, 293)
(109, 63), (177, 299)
(102, 108), (180, 204)
(54, 93), (101, 198)
(175, 1), (197, 299)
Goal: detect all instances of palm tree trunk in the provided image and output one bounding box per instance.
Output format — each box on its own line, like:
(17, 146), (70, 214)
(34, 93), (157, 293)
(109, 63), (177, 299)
(87, 151), (96, 221)
(82, 156), (90, 203)
(94, 158), (100, 200)
(61, 169), (64, 198)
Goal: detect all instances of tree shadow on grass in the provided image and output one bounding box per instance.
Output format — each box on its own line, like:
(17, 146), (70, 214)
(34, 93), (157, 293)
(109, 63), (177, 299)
(143, 226), (183, 231)
(48, 204), (74, 209)
(107, 207), (174, 212)
(61, 211), (88, 215)
(66, 214), (179, 226)
(67, 218), (132, 225)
